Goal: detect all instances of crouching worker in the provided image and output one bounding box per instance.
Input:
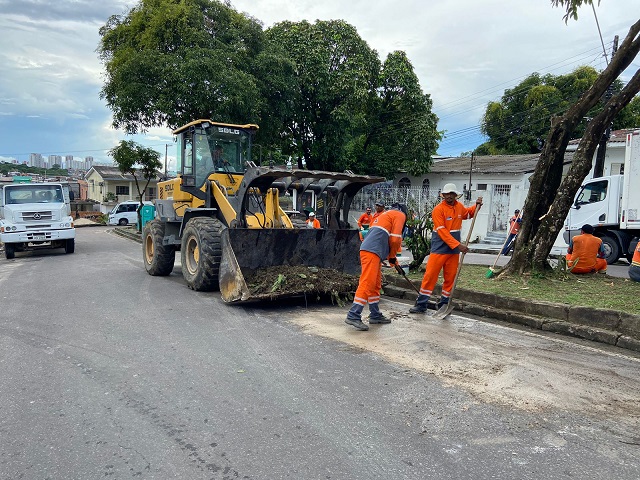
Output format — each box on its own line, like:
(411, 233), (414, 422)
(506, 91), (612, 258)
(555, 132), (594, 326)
(628, 240), (640, 282)
(345, 203), (407, 331)
(566, 224), (607, 274)
(410, 183), (482, 313)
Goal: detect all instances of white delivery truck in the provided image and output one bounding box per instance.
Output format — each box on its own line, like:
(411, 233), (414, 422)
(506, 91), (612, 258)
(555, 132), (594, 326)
(0, 182), (76, 259)
(564, 130), (640, 264)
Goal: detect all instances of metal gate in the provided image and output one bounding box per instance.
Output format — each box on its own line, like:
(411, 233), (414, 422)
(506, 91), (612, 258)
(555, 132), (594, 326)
(490, 184), (511, 231)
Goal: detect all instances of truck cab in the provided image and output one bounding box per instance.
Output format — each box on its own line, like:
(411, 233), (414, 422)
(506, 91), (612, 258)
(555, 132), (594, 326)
(0, 182), (75, 259)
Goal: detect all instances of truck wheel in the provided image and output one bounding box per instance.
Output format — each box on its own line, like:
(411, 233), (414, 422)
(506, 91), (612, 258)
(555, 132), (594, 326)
(143, 220), (175, 276)
(5, 244), (15, 260)
(600, 234), (620, 265)
(181, 217), (223, 291)
(65, 239), (75, 254)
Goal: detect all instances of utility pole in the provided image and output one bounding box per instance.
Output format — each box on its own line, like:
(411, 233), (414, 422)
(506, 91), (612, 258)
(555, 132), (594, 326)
(593, 35), (619, 178)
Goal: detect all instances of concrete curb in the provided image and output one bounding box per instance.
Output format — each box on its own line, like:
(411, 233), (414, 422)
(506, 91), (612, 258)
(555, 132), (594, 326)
(383, 272), (640, 353)
(111, 226), (143, 242)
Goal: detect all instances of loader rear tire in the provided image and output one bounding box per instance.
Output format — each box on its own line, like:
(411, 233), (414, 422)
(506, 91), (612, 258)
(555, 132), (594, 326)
(143, 220), (175, 276)
(181, 217), (223, 291)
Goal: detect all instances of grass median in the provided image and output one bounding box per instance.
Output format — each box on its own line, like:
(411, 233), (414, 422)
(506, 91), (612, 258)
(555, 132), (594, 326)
(405, 264), (639, 315)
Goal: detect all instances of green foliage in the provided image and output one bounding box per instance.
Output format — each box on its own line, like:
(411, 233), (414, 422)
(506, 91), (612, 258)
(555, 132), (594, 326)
(478, 66), (633, 155)
(343, 51), (441, 178)
(103, 192), (117, 202)
(0, 162), (68, 177)
(404, 210), (433, 270)
(98, 0), (267, 133)
(265, 20), (381, 171)
(550, 0), (597, 23)
(98, 3), (441, 178)
(108, 140), (162, 224)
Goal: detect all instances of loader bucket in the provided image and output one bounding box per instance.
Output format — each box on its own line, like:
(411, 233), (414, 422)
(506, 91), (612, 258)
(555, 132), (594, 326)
(219, 227), (361, 303)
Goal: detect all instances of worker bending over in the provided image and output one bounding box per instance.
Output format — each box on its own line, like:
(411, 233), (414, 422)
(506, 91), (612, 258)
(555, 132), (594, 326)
(345, 203), (407, 331)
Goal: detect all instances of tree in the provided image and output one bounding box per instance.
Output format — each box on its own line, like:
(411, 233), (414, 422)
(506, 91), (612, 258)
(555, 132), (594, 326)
(478, 67), (632, 154)
(502, 13), (640, 276)
(98, 0), (267, 134)
(109, 140), (162, 230)
(265, 20), (381, 171)
(343, 51), (441, 178)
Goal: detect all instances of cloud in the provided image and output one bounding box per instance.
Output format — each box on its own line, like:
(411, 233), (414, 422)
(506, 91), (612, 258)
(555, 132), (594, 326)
(0, 0), (635, 163)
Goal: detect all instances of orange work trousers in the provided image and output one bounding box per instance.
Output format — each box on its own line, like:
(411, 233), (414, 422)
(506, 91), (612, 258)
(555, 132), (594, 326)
(419, 253), (459, 299)
(353, 250), (382, 307)
(566, 254), (607, 274)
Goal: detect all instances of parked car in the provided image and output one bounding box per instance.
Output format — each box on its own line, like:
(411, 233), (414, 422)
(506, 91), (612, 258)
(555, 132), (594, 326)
(108, 201), (152, 226)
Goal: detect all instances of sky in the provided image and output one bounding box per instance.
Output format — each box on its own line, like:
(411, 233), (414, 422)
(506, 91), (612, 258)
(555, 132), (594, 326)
(0, 0), (637, 170)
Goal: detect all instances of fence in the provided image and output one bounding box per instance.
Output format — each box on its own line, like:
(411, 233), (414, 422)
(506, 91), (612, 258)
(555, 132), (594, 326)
(352, 186), (441, 216)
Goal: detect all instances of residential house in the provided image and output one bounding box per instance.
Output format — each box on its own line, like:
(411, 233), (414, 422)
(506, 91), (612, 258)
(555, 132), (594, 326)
(84, 166), (162, 209)
(393, 129), (633, 246)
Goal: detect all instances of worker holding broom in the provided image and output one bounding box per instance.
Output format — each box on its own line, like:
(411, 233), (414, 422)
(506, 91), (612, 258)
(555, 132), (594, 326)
(410, 183), (482, 313)
(501, 209), (522, 255)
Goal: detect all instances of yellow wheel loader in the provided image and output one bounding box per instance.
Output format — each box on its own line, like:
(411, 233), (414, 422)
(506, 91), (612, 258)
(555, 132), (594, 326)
(143, 119), (384, 302)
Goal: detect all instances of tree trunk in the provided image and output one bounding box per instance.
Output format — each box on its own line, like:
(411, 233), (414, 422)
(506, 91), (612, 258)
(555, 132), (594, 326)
(503, 19), (640, 275)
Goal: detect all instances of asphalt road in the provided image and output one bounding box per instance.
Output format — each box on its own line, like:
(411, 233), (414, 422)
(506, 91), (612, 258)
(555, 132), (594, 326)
(1, 226), (639, 479)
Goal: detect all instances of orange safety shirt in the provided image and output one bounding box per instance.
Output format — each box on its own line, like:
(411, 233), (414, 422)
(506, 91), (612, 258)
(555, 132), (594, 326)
(358, 212), (373, 228)
(633, 241), (640, 267)
(567, 233), (605, 270)
(430, 200), (477, 254)
(360, 209), (406, 261)
(306, 218), (321, 229)
(508, 215), (522, 234)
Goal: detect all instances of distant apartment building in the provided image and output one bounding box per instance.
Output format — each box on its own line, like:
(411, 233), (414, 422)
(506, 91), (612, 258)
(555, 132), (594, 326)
(29, 153), (44, 168)
(48, 154), (63, 167)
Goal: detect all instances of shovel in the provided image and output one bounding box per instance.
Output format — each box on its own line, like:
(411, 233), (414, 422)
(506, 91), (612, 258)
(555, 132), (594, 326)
(394, 263), (421, 294)
(432, 204), (482, 320)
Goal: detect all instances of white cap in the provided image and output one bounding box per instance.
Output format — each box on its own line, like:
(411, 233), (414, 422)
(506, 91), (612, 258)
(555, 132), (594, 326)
(309, 212), (315, 216)
(441, 183), (460, 195)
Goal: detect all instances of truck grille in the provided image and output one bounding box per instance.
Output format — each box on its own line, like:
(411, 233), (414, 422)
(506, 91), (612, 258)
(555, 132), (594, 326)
(21, 211), (54, 221)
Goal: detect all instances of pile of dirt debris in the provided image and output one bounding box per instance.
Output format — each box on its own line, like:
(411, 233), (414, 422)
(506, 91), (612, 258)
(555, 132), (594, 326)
(245, 265), (359, 300)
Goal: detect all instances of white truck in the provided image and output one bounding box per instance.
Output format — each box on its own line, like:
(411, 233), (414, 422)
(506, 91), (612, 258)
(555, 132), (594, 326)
(564, 130), (640, 264)
(0, 182), (76, 259)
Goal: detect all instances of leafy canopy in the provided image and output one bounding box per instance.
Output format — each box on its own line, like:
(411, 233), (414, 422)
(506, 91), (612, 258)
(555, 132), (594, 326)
(109, 140), (162, 209)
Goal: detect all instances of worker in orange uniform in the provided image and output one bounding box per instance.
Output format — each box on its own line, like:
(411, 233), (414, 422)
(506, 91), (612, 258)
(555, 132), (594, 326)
(629, 240), (640, 282)
(566, 224), (607, 274)
(501, 209), (522, 255)
(410, 183), (482, 313)
(305, 211), (321, 229)
(357, 207), (373, 241)
(345, 203), (407, 331)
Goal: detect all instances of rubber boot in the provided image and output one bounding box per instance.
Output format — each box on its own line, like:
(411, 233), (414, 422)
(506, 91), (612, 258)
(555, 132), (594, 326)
(368, 303), (391, 324)
(409, 294), (430, 313)
(436, 297), (449, 310)
(345, 304), (369, 331)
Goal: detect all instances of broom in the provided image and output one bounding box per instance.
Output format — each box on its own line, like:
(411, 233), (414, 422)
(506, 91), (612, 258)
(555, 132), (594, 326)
(486, 208), (522, 278)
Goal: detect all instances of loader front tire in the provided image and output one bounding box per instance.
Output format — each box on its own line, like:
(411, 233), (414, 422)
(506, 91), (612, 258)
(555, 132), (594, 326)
(181, 217), (223, 291)
(143, 220), (175, 276)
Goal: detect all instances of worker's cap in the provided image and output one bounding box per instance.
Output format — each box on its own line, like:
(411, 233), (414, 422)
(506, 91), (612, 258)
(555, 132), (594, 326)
(581, 224), (594, 234)
(374, 201), (384, 207)
(308, 212), (315, 217)
(515, 209), (520, 213)
(441, 183), (460, 195)
(390, 202), (407, 215)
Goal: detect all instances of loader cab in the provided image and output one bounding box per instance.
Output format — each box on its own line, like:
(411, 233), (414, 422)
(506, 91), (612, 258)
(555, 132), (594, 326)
(175, 120), (258, 195)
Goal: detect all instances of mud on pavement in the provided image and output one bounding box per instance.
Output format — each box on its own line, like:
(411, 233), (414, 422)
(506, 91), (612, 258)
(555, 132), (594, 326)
(287, 298), (640, 427)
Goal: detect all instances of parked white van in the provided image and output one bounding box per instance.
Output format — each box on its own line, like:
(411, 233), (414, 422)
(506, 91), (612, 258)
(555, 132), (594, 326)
(108, 201), (153, 226)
